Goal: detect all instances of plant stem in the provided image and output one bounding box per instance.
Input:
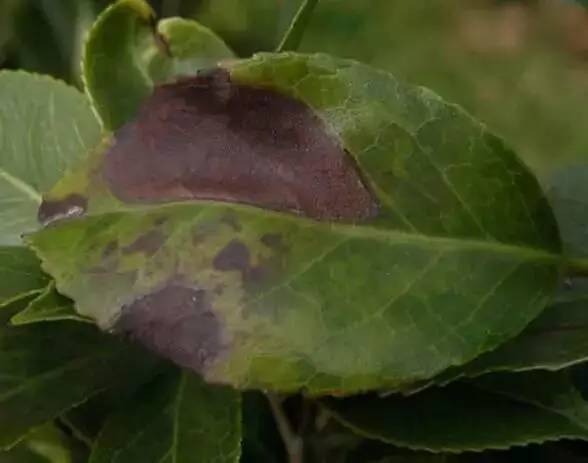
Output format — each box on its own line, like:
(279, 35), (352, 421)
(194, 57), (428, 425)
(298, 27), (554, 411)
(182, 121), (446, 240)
(267, 394), (304, 463)
(564, 257), (588, 278)
(276, 0), (319, 52)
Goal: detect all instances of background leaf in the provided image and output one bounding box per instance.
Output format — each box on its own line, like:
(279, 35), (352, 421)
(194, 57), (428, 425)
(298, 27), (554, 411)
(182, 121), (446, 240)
(0, 299), (161, 450)
(325, 371), (588, 453)
(90, 370), (241, 463)
(0, 71), (100, 245)
(10, 282), (91, 326)
(83, 0), (234, 131)
(0, 247), (49, 307)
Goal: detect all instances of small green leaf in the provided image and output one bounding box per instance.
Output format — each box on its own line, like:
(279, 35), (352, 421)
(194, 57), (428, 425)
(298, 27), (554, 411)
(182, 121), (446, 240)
(276, 0), (319, 52)
(83, 0), (234, 131)
(0, 300), (161, 450)
(0, 71), (100, 245)
(90, 370), (241, 463)
(325, 371), (588, 453)
(147, 18), (235, 83)
(82, 0), (155, 131)
(0, 247), (49, 308)
(10, 282), (91, 326)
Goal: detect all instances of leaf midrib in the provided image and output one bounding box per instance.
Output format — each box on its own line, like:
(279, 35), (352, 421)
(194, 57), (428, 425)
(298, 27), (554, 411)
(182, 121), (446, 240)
(51, 200), (564, 264)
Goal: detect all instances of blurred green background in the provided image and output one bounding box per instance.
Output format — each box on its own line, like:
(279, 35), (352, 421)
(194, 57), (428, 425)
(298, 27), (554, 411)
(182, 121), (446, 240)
(1, 0), (587, 179)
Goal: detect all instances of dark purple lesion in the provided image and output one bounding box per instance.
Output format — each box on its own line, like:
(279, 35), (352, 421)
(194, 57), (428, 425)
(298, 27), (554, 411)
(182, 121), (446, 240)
(213, 239), (275, 287)
(113, 283), (228, 375)
(103, 68), (379, 222)
(38, 194), (88, 225)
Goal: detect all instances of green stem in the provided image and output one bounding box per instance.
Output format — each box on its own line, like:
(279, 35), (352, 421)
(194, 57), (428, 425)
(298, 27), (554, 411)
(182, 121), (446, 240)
(565, 257), (588, 279)
(276, 0), (319, 52)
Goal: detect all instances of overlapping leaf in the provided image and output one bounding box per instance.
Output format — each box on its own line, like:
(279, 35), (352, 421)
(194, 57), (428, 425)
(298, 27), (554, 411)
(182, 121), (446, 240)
(326, 371), (588, 452)
(10, 282), (90, 326)
(0, 247), (48, 307)
(0, 300), (160, 449)
(82, 0), (234, 131)
(90, 370), (241, 463)
(29, 8), (564, 393)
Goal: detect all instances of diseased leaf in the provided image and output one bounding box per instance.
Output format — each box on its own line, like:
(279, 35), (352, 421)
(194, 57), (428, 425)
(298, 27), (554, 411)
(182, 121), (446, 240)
(30, 53), (562, 394)
(10, 282), (91, 326)
(0, 247), (49, 307)
(325, 371), (588, 453)
(0, 71), (100, 245)
(0, 300), (161, 450)
(90, 370), (241, 463)
(83, 0), (234, 131)
(405, 283), (588, 394)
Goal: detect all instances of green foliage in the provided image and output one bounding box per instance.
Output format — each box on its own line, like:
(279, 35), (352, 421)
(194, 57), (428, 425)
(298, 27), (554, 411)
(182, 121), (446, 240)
(90, 371), (241, 463)
(2, 0), (588, 462)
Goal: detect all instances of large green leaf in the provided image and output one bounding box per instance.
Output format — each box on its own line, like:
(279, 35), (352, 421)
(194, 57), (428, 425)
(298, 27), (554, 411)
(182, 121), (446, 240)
(0, 247), (49, 307)
(89, 370), (241, 463)
(326, 371), (588, 452)
(0, 300), (160, 450)
(0, 71), (100, 245)
(29, 52), (562, 393)
(83, 0), (234, 131)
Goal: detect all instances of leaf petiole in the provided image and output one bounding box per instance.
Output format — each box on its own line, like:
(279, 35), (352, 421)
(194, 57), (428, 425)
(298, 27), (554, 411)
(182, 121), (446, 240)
(276, 0), (319, 52)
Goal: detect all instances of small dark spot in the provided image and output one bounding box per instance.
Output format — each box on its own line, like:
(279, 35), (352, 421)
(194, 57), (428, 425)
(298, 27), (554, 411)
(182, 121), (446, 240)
(102, 241), (118, 259)
(114, 284), (226, 374)
(222, 212), (242, 232)
(213, 239), (274, 287)
(260, 233), (284, 250)
(38, 194), (87, 225)
(213, 240), (250, 273)
(123, 229), (165, 256)
(153, 216), (167, 226)
(214, 283), (226, 295)
(192, 221), (221, 246)
(103, 68), (378, 222)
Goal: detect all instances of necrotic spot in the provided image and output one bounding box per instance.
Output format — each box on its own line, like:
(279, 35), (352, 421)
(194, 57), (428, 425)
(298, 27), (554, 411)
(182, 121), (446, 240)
(113, 284), (226, 375)
(38, 194), (87, 225)
(103, 68), (378, 221)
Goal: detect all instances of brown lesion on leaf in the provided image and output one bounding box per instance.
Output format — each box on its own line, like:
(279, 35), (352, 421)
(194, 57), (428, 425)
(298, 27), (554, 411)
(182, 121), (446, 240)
(103, 68), (379, 222)
(38, 194), (88, 225)
(123, 229), (165, 256)
(113, 283), (228, 375)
